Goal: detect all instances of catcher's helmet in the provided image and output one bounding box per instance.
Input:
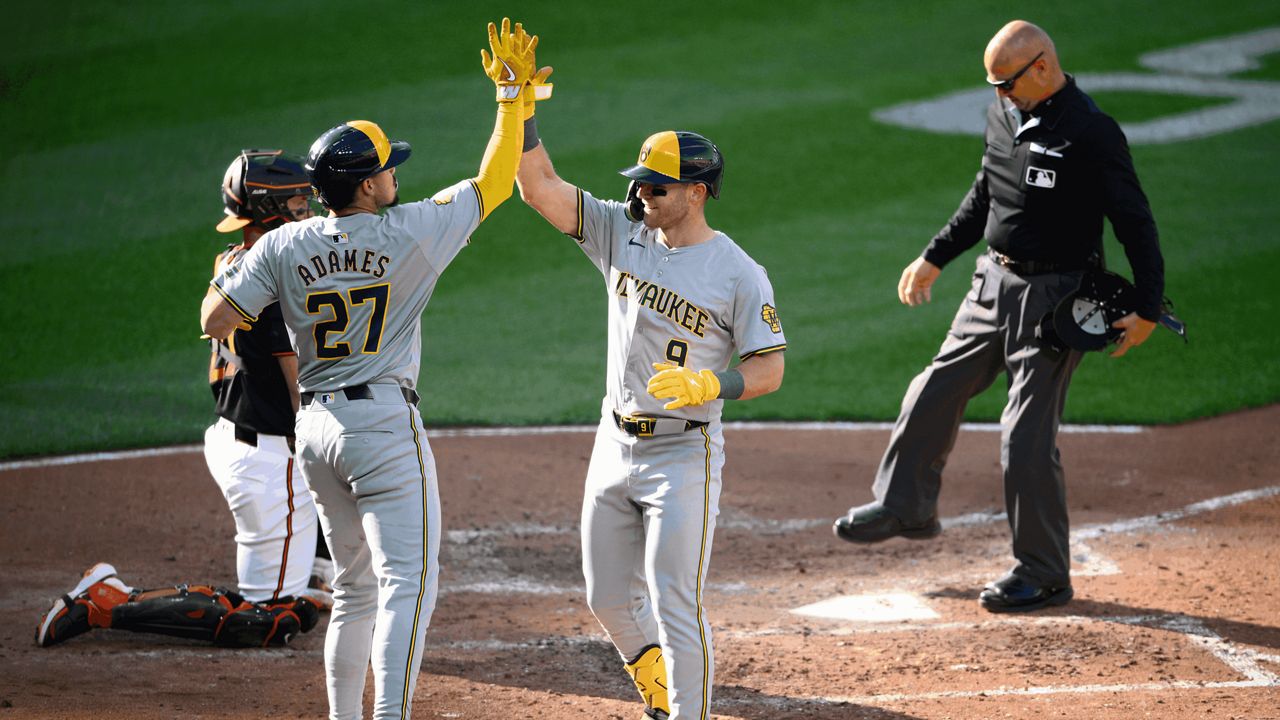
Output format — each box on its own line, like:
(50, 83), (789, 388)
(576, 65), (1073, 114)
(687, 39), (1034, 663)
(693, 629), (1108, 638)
(305, 120), (411, 210)
(619, 130), (723, 199)
(216, 150), (312, 233)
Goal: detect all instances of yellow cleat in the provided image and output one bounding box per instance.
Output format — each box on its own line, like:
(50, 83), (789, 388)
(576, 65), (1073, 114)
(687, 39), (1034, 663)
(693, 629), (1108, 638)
(623, 644), (670, 719)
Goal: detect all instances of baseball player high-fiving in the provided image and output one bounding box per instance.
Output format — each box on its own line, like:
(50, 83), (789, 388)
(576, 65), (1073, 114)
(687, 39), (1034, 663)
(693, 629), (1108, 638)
(516, 70), (787, 718)
(201, 19), (536, 720)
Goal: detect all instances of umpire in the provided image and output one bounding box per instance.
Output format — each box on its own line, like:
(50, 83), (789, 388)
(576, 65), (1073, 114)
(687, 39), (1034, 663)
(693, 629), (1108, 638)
(834, 20), (1165, 612)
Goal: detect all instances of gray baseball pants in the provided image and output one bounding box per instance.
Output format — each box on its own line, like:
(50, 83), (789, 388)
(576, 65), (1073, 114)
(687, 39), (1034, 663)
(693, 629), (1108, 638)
(581, 417), (724, 720)
(873, 253), (1084, 586)
(295, 385), (441, 720)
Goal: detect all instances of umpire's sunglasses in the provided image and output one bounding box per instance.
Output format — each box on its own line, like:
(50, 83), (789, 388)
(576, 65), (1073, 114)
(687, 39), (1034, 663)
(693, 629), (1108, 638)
(988, 51), (1044, 92)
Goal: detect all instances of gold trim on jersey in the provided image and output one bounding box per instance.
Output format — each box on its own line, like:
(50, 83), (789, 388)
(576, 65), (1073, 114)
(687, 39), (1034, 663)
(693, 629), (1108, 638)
(469, 179), (485, 221)
(402, 406), (431, 719)
(212, 282), (258, 322)
(695, 425), (712, 720)
(569, 188), (585, 242)
(739, 343), (786, 361)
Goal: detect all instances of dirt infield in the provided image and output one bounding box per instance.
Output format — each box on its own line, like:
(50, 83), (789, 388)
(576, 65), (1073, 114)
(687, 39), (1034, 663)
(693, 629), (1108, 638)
(3, 406), (1278, 719)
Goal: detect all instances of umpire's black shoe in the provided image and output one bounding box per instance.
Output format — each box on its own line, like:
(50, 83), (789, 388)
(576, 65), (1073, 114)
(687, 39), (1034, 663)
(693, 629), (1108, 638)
(978, 573), (1073, 613)
(832, 502), (941, 544)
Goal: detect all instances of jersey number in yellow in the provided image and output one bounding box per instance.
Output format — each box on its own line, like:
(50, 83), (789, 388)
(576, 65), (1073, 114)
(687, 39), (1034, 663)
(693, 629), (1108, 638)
(306, 283), (390, 360)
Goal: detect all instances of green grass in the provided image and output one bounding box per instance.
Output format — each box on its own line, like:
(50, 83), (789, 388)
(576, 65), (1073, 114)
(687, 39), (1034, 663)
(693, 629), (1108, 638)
(2, 0), (1279, 457)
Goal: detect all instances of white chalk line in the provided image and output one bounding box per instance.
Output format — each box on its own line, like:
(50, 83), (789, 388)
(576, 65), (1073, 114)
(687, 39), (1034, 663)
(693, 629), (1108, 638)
(789, 678), (1274, 707)
(1075, 485), (1280, 539)
(439, 485), (1277, 593)
(449, 484), (1268, 544)
(0, 443), (205, 471)
(0, 420), (1145, 472)
(11, 431), (1277, 703)
(723, 614), (1280, 706)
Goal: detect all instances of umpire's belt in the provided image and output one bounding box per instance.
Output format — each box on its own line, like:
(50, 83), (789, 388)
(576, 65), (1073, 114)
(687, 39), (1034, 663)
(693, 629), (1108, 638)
(987, 248), (1083, 276)
(612, 411), (708, 438)
(301, 383), (420, 408)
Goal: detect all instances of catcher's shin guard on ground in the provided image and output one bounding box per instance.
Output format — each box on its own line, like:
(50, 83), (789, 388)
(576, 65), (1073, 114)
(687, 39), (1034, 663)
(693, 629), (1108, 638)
(36, 563), (131, 647)
(111, 585), (320, 647)
(624, 644), (671, 719)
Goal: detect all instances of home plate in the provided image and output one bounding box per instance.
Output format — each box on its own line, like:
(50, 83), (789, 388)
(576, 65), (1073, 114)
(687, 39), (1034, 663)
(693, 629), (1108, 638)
(792, 593), (939, 623)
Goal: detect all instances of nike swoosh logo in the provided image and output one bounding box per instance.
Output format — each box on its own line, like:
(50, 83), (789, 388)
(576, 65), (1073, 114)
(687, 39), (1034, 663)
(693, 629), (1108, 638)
(1029, 142), (1063, 157)
(500, 60), (516, 82)
(628, 239), (644, 248)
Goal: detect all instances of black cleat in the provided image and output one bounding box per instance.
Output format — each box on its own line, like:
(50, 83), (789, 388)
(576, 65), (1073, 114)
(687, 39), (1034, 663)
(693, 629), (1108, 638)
(833, 502), (941, 544)
(978, 573), (1073, 613)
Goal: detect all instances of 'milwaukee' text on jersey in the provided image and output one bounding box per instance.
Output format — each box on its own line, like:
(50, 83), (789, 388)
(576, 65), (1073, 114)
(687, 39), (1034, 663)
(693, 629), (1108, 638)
(614, 271), (711, 338)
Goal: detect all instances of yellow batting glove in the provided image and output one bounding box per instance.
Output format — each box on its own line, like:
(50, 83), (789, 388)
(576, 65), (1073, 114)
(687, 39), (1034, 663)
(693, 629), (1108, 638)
(646, 362), (721, 410)
(481, 18), (537, 103)
(522, 66), (554, 121)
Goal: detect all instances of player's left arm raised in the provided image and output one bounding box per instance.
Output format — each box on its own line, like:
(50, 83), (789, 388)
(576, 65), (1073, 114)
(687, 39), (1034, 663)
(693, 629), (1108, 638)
(468, 18), (537, 221)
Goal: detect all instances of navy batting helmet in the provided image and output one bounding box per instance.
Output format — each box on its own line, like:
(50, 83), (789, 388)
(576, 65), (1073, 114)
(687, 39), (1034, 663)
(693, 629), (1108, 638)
(619, 130), (724, 199)
(305, 120), (411, 210)
(216, 149), (312, 233)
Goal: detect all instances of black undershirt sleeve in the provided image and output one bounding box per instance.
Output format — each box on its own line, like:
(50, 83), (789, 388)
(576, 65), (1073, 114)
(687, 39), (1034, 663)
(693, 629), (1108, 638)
(1093, 116), (1165, 320)
(923, 166), (990, 269)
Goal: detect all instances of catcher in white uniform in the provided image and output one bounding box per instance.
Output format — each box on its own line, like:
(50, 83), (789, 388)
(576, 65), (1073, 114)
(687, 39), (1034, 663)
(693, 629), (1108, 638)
(201, 18), (537, 720)
(36, 150), (330, 651)
(517, 70), (787, 719)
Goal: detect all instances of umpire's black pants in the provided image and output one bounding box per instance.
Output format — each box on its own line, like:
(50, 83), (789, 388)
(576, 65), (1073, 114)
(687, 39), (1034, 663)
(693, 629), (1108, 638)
(873, 252), (1084, 586)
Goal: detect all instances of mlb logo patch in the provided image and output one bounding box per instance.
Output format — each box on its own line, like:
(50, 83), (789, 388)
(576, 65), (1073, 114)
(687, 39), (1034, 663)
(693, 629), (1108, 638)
(319, 392), (336, 405)
(1026, 166), (1056, 188)
(332, 232), (350, 244)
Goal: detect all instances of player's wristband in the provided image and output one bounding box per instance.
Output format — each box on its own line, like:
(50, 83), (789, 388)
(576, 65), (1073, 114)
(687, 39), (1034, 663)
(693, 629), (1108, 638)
(714, 369), (745, 400)
(523, 116), (541, 152)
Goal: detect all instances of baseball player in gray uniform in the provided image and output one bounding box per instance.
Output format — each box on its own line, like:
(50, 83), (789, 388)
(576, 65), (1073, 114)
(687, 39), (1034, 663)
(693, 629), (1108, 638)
(201, 19), (537, 720)
(517, 76), (787, 719)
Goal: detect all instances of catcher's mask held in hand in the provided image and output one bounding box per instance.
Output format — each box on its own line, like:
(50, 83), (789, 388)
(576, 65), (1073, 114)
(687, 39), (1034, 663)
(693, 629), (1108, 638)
(1037, 268), (1187, 352)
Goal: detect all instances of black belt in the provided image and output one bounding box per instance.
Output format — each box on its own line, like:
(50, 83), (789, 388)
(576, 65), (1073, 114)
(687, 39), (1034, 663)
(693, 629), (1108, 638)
(232, 423), (295, 453)
(612, 411), (709, 438)
(300, 384), (420, 407)
(987, 249), (1083, 276)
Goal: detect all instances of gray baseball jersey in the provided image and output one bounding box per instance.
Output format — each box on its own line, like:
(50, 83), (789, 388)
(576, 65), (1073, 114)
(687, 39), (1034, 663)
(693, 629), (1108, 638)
(212, 179), (480, 392)
(574, 189), (787, 419)
(572, 188), (785, 720)
(212, 179), (480, 719)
